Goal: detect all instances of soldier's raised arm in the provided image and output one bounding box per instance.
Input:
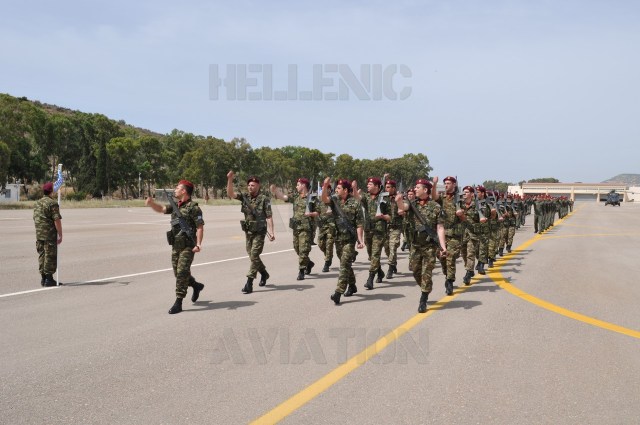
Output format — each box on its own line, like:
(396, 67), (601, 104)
(226, 170), (237, 199)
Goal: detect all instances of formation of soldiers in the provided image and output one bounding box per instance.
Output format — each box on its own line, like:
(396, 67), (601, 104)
(226, 172), (570, 315)
(32, 173), (571, 315)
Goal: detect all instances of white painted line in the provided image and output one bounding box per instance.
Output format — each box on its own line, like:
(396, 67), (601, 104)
(0, 248), (294, 299)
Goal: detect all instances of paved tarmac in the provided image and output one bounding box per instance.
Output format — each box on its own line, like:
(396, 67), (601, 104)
(1, 201), (639, 424)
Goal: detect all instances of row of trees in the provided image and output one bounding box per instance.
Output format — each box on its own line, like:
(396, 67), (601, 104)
(1, 94), (440, 199)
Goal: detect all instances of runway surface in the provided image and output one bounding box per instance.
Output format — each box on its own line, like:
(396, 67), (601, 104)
(1, 201), (639, 424)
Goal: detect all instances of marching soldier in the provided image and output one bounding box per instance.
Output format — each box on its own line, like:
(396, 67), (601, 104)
(33, 182), (63, 287)
(355, 177), (389, 290)
(432, 176), (465, 295)
(322, 178), (365, 305)
(316, 185), (337, 272)
(145, 180), (204, 314)
(401, 188), (416, 270)
(475, 186), (491, 275)
(227, 171), (275, 294)
(396, 179), (447, 313)
(383, 180), (403, 279)
(271, 178), (318, 280)
(460, 185), (480, 285)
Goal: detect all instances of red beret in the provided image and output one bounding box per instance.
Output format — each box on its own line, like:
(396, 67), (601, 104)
(415, 179), (432, 190)
(178, 179), (194, 189)
(337, 179), (351, 191)
(462, 185), (475, 193)
(42, 182), (53, 193)
(476, 186), (486, 193)
(385, 180), (396, 187)
(443, 176), (457, 184)
(297, 178), (310, 187)
(367, 177), (382, 186)
(247, 176), (260, 184)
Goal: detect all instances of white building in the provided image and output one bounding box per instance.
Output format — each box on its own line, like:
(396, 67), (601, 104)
(0, 183), (21, 202)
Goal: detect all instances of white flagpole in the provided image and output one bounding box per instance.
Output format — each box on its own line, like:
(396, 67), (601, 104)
(55, 164), (63, 286)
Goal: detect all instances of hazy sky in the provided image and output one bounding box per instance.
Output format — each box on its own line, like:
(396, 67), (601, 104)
(2, 0), (639, 185)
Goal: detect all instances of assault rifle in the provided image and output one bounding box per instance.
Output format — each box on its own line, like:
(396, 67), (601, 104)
(453, 175), (462, 209)
(241, 193), (271, 238)
(488, 192), (503, 219)
(473, 186), (486, 221)
(407, 198), (443, 251)
(375, 175), (389, 216)
(330, 194), (356, 238)
(164, 189), (195, 244)
(304, 180), (316, 215)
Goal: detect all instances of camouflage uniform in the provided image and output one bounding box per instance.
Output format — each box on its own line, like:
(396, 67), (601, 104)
(329, 195), (363, 294)
(286, 193), (316, 272)
(235, 192), (272, 279)
(33, 195), (62, 277)
(383, 196), (403, 274)
(362, 195), (389, 275)
(166, 199), (204, 298)
(436, 195), (464, 282)
(475, 199), (491, 266)
(316, 198), (336, 267)
(406, 199), (443, 294)
(461, 201), (479, 272)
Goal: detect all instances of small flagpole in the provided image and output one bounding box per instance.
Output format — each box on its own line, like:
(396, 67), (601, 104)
(54, 164), (63, 286)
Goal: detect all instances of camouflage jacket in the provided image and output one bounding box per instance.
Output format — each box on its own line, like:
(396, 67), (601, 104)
(329, 195), (363, 242)
(165, 198), (204, 247)
(236, 192), (271, 235)
(33, 196), (61, 241)
(361, 193), (389, 234)
(406, 198), (443, 246)
(287, 192), (316, 232)
(437, 195), (465, 238)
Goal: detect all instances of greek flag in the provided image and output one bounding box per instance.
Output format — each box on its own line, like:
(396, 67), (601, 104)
(53, 164), (64, 191)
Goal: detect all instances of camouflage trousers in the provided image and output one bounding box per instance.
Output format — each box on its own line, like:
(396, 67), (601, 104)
(335, 239), (356, 294)
(411, 242), (437, 294)
(364, 230), (386, 272)
(534, 214), (540, 232)
(439, 236), (461, 281)
(384, 227), (402, 266)
(293, 228), (313, 270)
(171, 247), (196, 298)
(461, 232), (479, 271)
(488, 229), (501, 259)
(477, 232), (489, 263)
(245, 232), (266, 279)
(36, 240), (58, 275)
(506, 226), (515, 247)
(317, 223), (336, 262)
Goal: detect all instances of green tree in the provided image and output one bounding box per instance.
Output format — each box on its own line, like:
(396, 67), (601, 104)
(528, 177), (559, 183)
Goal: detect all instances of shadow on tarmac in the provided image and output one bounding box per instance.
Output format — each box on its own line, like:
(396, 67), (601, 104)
(187, 300), (257, 311)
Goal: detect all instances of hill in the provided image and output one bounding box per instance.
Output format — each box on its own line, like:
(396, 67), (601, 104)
(602, 174), (640, 186)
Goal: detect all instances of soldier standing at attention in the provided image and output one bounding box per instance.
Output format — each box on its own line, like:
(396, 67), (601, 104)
(145, 180), (204, 314)
(227, 171), (275, 294)
(432, 176), (465, 295)
(271, 178), (318, 280)
(33, 182), (63, 287)
(322, 178), (364, 305)
(383, 180), (403, 279)
(396, 179), (447, 313)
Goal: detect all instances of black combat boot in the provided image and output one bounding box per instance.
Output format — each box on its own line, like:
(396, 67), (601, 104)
(305, 260), (315, 275)
(401, 241), (407, 251)
(477, 262), (486, 275)
(43, 274), (58, 287)
(41, 274), (46, 286)
(168, 298), (183, 314)
(344, 283), (358, 297)
(259, 269), (269, 286)
(445, 279), (454, 296)
(297, 269), (305, 281)
(488, 258), (494, 268)
(463, 270), (473, 285)
(506, 245), (512, 253)
(190, 277), (205, 302)
(376, 267), (384, 283)
(330, 291), (342, 305)
(364, 272), (375, 290)
(242, 278), (254, 294)
(418, 292), (429, 313)
(322, 260), (331, 273)
(498, 247), (504, 257)
(386, 265), (394, 279)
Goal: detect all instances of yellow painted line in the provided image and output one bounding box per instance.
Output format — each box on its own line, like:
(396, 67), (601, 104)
(490, 212), (640, 340)
(252, 207), (639, 424)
